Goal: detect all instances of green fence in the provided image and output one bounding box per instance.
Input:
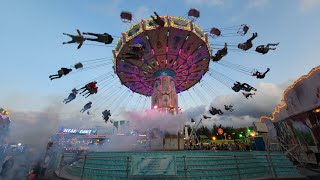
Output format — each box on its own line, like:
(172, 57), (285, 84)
(55, 151), (304, 180)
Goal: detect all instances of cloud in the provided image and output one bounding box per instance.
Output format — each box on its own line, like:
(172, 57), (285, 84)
(184, 0), (225, 7)
(213, 82), (283, 118)
(203, 115), (259, 128)
(299, 0), (320, 12)
(247, 0), (269, 8)
(183, 82), (285, 128)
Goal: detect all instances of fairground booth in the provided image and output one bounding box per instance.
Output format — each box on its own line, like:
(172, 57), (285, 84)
(51, 127), (109, 152)
(261, 66), (320, 165)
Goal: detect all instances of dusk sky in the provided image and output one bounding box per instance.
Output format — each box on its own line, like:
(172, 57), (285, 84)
(1, 0), (320, 129)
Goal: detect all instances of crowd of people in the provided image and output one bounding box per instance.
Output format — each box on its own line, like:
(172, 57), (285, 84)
(188, 141), (256, 151)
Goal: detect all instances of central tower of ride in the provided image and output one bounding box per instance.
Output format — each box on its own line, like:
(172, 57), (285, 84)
(152, 69), (178, 112)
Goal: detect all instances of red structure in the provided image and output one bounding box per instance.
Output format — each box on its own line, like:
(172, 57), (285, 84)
(113, 16), (211, 113)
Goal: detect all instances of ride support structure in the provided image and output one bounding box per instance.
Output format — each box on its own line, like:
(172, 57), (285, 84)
(151, 69), (178, 113)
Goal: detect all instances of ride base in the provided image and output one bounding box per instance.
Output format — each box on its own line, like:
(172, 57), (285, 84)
(55, 151), (305, 180)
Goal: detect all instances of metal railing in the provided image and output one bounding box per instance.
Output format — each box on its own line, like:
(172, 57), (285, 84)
(266, 137), (311, 166)
(56, 152), (298, 180)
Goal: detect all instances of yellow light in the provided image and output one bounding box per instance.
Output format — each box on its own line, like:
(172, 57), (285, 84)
(313, 108), (320, 113)
(212, 136), (216, 140)
(260, 66), (320, 122)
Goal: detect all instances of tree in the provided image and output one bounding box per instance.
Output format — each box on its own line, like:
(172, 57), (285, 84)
(196, 125), (211, 138)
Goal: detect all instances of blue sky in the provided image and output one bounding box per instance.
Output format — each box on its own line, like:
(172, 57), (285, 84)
(1, 0), (320, 117)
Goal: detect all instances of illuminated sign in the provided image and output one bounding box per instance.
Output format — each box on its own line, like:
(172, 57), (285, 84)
(59, 128), (97, 135)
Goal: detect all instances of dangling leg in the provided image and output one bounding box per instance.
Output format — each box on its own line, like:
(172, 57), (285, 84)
(266, 43), (279, 47)
(154, 12), (160, 18)
(77, 42), (84, 49)
(78, 86), (86, 91)
(80, 88), (87, 94)
(85, 93), (91, 98)
(63, 33), (73, 37)
(82, 91), (90, 96)
(50, 75), (62, 80)
(49, 74), (59, 78)
(63, 95), (71, 103)
(85, 38), (99, 42)
(63, 40), (76, 44)
(65, 98), (73, 104)
(262, 68), (270, 76)
(78, 86), (87, 93)
(247, 34), (255, 42)
(83, 32), (99, 36)
(76, 29), (82, 36)
(150, 15), (156, 22)
(66, 95), (76, 103)
(266, 44), (278, 51)
(248, 33), (258, 41)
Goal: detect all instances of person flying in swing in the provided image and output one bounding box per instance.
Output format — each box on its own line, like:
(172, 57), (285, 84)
(232, 81), (242, 92)
(124, 43), (146, 60)
(82, 87), (98, 98)
(224, 105), (234, 112)
(255, 43), (279, 54)
(63, 29), (86, 49)
(209, 107), (223, 116)
(241, 83), (257, 92)
(102, 109), (111, 122)
(78, 81), (97, 95)
(80, 102), (92, 113)
(237, 24), (249, 36)
(63, 88), (78, 104)
(49, 68), (72, 80)
(151, 12), (165, 28)
(238, 32), (258, 51)
(243, 92), (255, 99)
(124, 52), (144, 60)
(83, 32), (114, 44)
(211, 43), (228, 62)
(252, 68), (270, 79)
(129, 43), (145, 54)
